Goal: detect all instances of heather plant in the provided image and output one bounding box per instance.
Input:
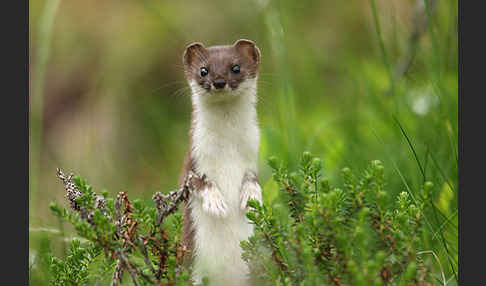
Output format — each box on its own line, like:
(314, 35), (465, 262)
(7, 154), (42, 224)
(48, 169), (197, 285)
(46, 152), (442, 285)
(241, 152), (437, 286)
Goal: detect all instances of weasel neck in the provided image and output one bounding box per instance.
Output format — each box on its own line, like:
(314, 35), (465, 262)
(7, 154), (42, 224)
(189, 79), (260, 180)
(190, 78), (259, 143)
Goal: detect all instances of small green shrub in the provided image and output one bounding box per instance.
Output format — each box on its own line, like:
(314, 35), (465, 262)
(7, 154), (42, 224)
(49, 169), (193, 285)
(48, 239), (102, 285)
(241, 152), (435, 286)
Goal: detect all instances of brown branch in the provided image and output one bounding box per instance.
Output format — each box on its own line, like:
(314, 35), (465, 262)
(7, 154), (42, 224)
(114, 192), (139, 250)
(138, 237), (158, 280)
(262, 231), (289, 277)
(114, 193), (123, 238)
(114, 249), (142, 286)
(111, 259), (124, 286)
(153, 171), (202, 225)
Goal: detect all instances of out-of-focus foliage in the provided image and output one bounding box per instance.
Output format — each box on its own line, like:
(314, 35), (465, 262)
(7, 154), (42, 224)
(29, 0), (457, 284)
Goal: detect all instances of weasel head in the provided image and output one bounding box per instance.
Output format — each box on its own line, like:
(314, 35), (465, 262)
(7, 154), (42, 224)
(183, 39), (260, 103)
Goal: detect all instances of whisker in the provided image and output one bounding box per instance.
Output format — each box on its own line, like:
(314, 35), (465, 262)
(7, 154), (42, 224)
(169, 86), (193, 98)
(150, 81), (187, 94)
(257, 73), (282, 80)
(256, 80), (275, 88)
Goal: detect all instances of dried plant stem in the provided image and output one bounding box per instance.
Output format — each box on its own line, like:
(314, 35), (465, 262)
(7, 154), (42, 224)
(114, 249), (143, 286)
(111, 259), (124, 286)
(56, 168), (107, 223)
(138, 237), (158, 279)
(153, 171), (201, 225)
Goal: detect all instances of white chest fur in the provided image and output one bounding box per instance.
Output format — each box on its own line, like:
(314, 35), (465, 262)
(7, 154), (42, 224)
(189, 79), (260, 286)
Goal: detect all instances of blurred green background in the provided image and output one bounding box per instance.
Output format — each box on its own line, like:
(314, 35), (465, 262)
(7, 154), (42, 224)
(29, 0), (457, 284)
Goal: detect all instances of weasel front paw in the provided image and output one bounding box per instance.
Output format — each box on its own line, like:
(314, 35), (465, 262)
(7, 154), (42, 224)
(199, 184), (228, 217)
(240, 181), (262, 211)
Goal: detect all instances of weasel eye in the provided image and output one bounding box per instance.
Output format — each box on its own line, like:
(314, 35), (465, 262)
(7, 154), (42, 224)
(200, 67), (209, 77)
(231, 65), (240, 74)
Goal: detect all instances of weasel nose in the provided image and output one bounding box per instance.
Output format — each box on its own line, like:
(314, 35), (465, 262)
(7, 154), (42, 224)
(213, 79), (226, 89)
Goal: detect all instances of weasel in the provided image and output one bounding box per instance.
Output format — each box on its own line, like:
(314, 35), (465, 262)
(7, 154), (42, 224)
(178, 39), (263, 286)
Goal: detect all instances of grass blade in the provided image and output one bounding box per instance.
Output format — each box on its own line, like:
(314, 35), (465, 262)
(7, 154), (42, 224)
(393, 116), (426, 182)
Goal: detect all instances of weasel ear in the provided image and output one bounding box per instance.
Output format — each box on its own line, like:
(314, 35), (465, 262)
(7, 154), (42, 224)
(183, 42), (208, 71)
(233, 39), (260, 66)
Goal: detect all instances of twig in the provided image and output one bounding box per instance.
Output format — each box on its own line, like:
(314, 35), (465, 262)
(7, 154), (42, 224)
(114, 249), (142, 286)
(57, 168), (82, 211)
(56, 168), (107, 223)
(153, 171), (202, 225)
(111, 259), (124, 286)
(114, 193), (123, 238)
(138, 237), (158, 280)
